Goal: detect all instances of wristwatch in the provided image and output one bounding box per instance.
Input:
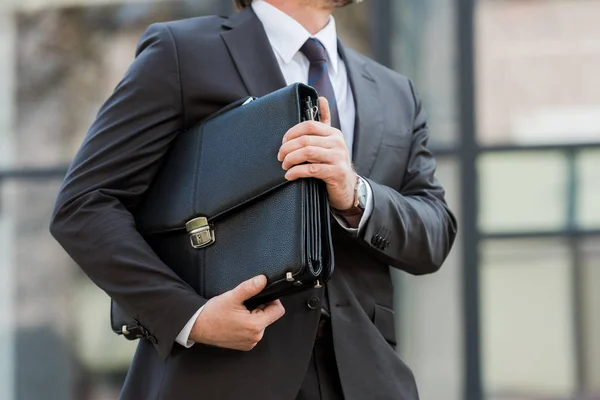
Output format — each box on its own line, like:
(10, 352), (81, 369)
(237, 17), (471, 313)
(337, 175), (367, 217)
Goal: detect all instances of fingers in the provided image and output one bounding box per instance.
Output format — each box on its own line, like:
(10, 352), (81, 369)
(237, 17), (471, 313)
(278, 135), (334, 162)
(278, 133), (347, 162)
(240, 300), (284, 351)
(200, 282), (284, 352)
(229, 275), (267, 303)
(255, 299), (286, 326)
(282, 120), (338, 144)
(250, 299), (278, 313)
(318, 97), (331, 126)
(281, 146), (346, 171)
(284, 163), (336, 182)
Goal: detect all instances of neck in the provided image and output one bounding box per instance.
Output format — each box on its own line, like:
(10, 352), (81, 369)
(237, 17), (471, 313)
(263, 1), (333, 35)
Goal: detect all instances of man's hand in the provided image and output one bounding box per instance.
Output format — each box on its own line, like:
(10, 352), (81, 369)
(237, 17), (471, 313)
(189, 275), (285, 351)
(278, 97), (357, 211)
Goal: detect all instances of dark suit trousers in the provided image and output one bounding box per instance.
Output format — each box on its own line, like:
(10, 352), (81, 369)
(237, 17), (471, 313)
(296, 318), (344, 400)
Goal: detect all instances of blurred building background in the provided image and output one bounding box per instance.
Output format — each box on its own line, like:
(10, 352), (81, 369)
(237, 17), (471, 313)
(0, 0), (598, 399)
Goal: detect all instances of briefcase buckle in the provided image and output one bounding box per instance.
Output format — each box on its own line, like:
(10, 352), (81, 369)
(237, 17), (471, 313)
(186, 217), (215, 249)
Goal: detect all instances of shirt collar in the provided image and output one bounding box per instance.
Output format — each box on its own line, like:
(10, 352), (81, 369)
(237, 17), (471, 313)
(252, 0), (339, 74)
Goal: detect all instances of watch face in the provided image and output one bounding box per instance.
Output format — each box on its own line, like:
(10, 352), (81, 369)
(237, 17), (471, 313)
(357, 179), (367, 209)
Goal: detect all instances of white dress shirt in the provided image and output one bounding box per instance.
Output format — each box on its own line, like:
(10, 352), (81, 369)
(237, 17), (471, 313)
(175, 0), (374, 348)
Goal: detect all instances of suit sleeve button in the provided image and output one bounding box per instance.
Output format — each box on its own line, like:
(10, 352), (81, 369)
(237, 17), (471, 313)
(307, 296), (321, 310)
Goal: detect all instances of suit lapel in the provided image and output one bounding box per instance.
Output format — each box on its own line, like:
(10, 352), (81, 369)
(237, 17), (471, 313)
(221, 8), (287, 97)
(339, 43), (383, 178)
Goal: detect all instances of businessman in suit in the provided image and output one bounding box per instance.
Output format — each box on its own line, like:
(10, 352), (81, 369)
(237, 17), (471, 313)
(50, 0), (457, 399)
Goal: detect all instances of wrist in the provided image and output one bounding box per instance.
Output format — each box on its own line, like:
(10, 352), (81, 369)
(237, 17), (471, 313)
(334, 175), (366, 216)
(190, 307), (210, 344)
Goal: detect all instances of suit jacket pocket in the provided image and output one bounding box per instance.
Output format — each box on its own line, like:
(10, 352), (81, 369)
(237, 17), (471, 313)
(374, 304), (397, 346)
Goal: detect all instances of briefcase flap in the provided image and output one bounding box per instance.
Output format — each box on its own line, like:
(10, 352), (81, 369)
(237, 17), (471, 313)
(135, 83), (319, 235)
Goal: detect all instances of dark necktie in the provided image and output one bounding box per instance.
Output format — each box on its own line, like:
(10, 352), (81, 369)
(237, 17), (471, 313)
(300, 38), (341, 130)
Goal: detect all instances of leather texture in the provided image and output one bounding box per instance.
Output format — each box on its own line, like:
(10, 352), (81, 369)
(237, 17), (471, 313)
(111, 84), (334, 336)
(135, 85), (313, 233)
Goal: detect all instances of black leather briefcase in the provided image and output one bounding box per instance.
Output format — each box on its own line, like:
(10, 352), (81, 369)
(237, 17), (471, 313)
(111, 83), (334, 339)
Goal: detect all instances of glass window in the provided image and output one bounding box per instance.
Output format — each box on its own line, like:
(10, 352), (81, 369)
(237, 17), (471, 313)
(577, 149), (600, 229)
(481, 239), (576, 398)
(0, 183), (16, 400)
(479, 152), (567, 233)
(391, 0), (459, 149)
(581, 237), (600, 395)
(476, 0), (600, 146)
(436, 156), (461, 212)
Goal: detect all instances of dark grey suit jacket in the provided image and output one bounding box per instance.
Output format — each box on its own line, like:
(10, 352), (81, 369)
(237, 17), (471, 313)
(50, 7), (457, 400)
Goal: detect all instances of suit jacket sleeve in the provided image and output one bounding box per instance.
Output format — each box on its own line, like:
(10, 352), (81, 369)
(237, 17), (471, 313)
(49, 23), (206, 359)
(360, 80), (458, 275)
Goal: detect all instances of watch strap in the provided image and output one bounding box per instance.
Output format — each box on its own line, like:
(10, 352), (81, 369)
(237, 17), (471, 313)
(334, 175), (364, 217)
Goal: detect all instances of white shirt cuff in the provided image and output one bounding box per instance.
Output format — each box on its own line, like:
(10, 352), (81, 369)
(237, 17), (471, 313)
(175, 305), (205, 348)
(331, 177), (373, 234)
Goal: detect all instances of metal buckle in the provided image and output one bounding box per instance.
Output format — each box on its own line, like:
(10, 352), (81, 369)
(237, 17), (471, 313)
(310, 105), (319, 121)
(186, 217), (215, 249)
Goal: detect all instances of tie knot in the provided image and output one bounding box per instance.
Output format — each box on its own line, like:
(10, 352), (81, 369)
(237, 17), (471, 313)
(300, 38), (328, 64)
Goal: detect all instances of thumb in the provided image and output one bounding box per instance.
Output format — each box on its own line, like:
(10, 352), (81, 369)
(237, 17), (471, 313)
(229, 275), (267, 303)
(318, 96), (331, 126)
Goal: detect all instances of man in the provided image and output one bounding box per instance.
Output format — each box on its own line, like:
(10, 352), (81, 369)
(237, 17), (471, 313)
(50, 0), (457, 399)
